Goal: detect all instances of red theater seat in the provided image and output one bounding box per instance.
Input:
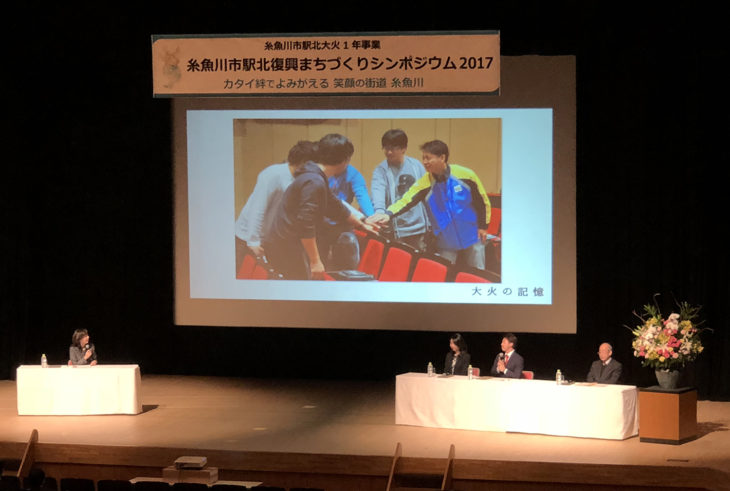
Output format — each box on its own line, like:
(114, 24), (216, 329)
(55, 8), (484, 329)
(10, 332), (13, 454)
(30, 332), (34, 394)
(454, 271), (491, 283)
(236, 253), (257, 279)
(378, 246), (414, 282)
(357, 236), (386, 277)
(487, 207), (502, 237)
(485, 207), (502, 276)
(411, 256), (449, 282)
(250, 263), (270, 279)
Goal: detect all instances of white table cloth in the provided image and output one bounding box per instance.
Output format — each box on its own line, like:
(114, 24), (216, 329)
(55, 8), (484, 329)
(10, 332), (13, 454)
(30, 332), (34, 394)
(16, 364), (142, 415)
(396, 372), (638, 440)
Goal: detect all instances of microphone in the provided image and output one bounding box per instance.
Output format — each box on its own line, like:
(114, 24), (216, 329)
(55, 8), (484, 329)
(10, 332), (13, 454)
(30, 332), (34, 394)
(84, 343), (95, 361)
(498, 352), (505, 361)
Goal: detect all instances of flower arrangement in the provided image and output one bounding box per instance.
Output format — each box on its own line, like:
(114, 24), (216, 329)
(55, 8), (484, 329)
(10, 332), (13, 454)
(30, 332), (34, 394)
(629, 295), (708, 370)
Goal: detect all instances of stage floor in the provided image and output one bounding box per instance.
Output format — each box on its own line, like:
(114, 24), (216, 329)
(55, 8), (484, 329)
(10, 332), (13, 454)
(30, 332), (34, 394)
(1, 374), (729, 475)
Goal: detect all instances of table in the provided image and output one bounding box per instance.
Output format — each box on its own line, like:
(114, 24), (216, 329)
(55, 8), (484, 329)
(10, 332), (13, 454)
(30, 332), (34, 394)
(395, 372), (639, 440)
(639, 386), (697, 444)
(16, 364), (143, 415)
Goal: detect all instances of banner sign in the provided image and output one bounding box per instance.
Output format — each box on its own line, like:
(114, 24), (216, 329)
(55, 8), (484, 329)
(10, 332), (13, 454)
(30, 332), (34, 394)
(151, 31), (500, 97)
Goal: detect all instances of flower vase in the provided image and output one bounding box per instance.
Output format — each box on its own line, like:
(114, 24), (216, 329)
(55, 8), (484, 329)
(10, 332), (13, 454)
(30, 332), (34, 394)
(655, 369), (681, 390)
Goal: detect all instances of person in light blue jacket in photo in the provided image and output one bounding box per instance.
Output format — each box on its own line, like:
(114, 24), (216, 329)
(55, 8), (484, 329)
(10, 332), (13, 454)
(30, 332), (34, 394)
(370, 129), (430, 251)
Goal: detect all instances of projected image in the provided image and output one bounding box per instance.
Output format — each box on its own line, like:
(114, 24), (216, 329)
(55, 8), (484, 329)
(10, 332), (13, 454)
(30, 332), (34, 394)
(232, 118), (503, 284)
(185, 108), (551, 306)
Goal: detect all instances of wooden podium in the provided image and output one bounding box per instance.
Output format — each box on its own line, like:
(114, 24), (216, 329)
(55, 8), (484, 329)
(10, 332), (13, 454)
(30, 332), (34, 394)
(639, 386), (697, 444)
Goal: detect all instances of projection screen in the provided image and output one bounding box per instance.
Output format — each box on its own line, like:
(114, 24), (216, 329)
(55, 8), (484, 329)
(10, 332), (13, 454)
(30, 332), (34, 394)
(173, 55), (576, 333)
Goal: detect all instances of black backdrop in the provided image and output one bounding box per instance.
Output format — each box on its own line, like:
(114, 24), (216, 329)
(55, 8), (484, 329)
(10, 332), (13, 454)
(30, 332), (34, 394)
(2, 3), (728, 400)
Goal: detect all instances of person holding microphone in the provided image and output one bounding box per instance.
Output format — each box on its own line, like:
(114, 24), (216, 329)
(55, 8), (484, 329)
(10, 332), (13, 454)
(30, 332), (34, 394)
(490, 333), (523, 378)
(68, 328), (97, 366)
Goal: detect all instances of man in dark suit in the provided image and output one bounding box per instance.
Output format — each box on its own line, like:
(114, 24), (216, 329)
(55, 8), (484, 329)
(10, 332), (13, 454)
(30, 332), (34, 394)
(490, 333), (524, 378)
(586, 342), (623, 384)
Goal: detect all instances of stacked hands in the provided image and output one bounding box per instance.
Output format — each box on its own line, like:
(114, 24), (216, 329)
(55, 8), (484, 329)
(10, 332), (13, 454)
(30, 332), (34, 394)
(359, 215), (383, 234)
(365, 213), (390, 228)
(366, 213), (489, 243)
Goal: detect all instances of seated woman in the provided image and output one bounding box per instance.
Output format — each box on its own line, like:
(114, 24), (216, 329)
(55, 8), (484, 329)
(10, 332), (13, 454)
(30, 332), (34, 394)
(68, 328), (97, 366)
(443, 333), (471, 375)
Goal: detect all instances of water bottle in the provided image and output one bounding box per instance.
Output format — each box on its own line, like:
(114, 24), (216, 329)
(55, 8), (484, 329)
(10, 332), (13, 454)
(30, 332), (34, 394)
(427, 362), (434, 377)
(41, 354), (48, 368)
(556, 369), (562, 385)
(468, 364), (473, 380)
